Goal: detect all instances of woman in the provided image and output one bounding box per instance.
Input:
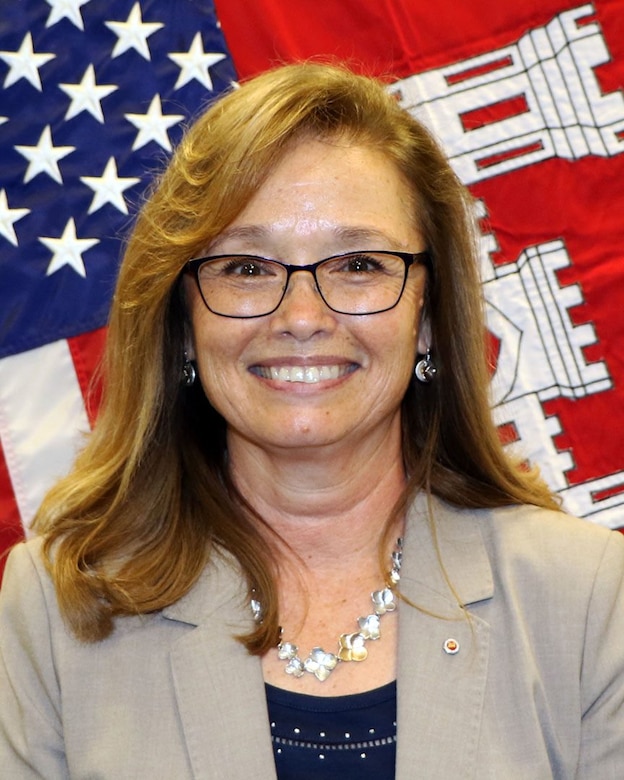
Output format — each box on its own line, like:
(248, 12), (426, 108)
(1, 62), (623, 779)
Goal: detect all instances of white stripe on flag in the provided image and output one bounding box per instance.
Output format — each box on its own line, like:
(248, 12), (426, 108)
(0, 340), (89, 533)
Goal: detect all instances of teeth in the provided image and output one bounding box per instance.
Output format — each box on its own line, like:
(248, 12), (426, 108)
(264, 365), (344, 383)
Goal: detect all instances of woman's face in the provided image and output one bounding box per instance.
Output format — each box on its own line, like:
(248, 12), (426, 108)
(184, 137), (428, 457)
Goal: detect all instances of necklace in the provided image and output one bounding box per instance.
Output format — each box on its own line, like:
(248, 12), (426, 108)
(251, 538), (403, 682)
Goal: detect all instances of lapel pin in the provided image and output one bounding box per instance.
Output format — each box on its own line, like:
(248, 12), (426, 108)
(443, 638), (459, 655)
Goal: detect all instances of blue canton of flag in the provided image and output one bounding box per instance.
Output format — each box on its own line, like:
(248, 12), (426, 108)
(0, 0), (238, 358)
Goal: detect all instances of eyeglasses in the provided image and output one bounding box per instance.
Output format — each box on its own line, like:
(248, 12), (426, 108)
(185, 250), (430, 318)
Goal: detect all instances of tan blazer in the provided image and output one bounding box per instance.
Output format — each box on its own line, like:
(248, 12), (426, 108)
(1, 496), (623, 779)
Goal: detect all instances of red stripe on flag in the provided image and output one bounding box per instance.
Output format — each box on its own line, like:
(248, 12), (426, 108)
(0, 442), (24, 584)
(67, 328), (107, 427)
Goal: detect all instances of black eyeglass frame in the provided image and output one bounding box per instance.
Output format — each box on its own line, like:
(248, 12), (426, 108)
(184, 250), (431, 318)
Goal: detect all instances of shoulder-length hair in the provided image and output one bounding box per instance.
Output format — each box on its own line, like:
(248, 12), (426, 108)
(33, 62), (559, 647)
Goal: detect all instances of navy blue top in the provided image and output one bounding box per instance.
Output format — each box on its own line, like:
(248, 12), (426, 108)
(266, 680), (397, 779)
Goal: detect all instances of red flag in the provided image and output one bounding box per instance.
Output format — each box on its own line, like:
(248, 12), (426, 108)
(214, 0), (624, 530)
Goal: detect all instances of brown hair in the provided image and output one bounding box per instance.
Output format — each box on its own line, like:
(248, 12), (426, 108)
(33, 62), (559, 647)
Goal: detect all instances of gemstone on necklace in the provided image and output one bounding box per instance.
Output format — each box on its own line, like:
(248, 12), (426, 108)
(284, 656), (305, 677)
(357, 614), (381, 640)
(303, 648), (339, 681)
(277, 641), (298, 661)
(372, 586), (397, 614)
(338, 631), (368, 661)
(250, 597), (263, 622)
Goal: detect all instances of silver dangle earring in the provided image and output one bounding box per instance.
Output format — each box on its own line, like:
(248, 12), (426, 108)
(182, 352), (196, 386)
(414, 348), (436, 383)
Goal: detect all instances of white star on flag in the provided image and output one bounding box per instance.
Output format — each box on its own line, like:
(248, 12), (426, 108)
(169, 32), (227, 91)
(105, 2), (164, 61)
(0, 32), (55, 91)
(80, 157), (141, 214)
(15, 126), (75, 184)
(0, 190), (30, 247)
(45, 0), (91, 31)
(40, 218), (99, 277)
(125, 94), (184, 151)
(59, 65), (118, 122)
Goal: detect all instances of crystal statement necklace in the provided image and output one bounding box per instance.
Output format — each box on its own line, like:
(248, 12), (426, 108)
(251, 538), (403, 682)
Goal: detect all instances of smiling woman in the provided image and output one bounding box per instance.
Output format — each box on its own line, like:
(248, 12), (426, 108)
(1, 62), (623, 779)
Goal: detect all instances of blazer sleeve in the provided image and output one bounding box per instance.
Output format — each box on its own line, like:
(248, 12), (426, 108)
(577, 529), (624, 776)
(0, 541), (69, 779)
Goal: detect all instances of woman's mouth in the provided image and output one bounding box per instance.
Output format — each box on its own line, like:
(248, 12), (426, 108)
(250, 364), (357, 384)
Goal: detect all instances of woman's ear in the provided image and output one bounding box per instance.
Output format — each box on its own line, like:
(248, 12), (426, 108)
(184, 338), (196, 362)
(417, 315), (431, 355)
(180, 283), (197, 361)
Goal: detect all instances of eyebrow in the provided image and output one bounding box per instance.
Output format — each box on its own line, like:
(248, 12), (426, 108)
(209, 225), (270, 246)
(209, 224), (408, 251)
(332, 226), (406, 247)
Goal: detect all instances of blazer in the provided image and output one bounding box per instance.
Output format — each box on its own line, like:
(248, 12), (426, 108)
(1, 495), (623, 779)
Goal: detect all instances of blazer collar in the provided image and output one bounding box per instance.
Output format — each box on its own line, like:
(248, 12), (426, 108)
(400, 492), (494, 610)
(162, 552), (278, 779)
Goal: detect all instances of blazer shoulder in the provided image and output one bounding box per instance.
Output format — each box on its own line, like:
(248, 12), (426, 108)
(1, 536), (53, 599)
(478, 503), (624, 601)
(0, 536), (65, 650)
(482, 502), (619, 550)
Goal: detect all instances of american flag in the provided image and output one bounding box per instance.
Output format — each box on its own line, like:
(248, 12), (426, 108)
(0, 0), (237, 571)
(2, 0), (624, 579)
(0, 0), (236, 354)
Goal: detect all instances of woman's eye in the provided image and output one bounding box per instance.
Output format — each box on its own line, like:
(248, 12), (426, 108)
(223, 261), (256, 275)
(344, 254), (384, 273)
(221, 258), (272, 276)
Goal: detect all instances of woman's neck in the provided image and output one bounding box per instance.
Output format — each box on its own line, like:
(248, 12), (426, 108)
(226, 425), (407, 566)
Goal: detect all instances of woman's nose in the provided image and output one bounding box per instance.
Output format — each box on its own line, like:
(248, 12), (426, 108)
(270, 269), (336, 338)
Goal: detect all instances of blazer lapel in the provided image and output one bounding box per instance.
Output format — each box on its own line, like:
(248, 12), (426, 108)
(396, 495), (493, 779)
(163, 553), (277, 780)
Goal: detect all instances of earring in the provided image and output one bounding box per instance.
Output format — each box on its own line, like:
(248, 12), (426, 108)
(182, 353), (196, 386)
(415, 349), (436, 383)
